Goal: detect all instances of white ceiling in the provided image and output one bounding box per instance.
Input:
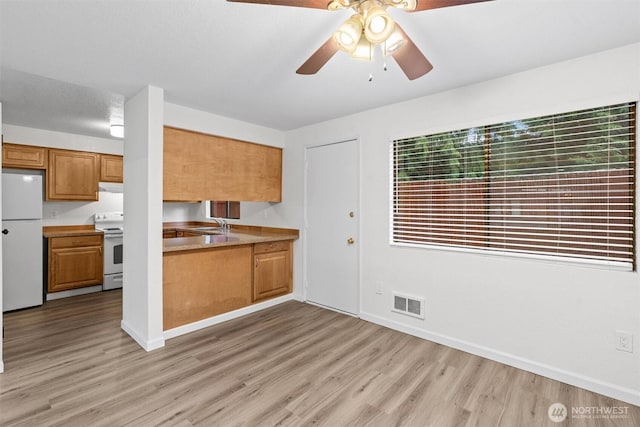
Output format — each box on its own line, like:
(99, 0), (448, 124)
(1, 0), (639, 138)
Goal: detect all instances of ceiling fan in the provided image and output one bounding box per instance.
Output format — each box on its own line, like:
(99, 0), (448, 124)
(227, 0), (492, 80)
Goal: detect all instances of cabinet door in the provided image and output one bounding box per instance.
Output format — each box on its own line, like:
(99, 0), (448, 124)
(100, 154), (124, 183)
(2, 143), (47, 169)
(47, 149), (99, 201)
(163, 126), (282, 202)
(253, 246), (291, 301)
(48, 246), (103, 292)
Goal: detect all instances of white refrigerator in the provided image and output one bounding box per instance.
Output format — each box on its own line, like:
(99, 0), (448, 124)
(2, 170), (44, 311)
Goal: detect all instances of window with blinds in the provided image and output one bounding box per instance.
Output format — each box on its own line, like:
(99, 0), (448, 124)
(392, 102), (636, 269)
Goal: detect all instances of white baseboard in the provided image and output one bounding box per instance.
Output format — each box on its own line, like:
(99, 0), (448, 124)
(360, 311), (640, 407)
(120, 320), (165, 352)
(164, 294), (296, 340)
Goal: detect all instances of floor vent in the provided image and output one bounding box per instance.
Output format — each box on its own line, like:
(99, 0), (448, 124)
(392, 293), (425, 319)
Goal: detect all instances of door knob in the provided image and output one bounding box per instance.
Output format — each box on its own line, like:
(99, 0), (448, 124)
(2, 229), (8, 235)
(347, 237), (355, 244)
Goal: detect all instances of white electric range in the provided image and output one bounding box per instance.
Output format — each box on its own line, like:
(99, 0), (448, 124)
(94, 211), (123, 290)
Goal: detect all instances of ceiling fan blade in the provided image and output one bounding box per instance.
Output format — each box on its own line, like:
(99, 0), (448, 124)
(226, 0), (331, 9)
(411, 0), (493, 12)
(296, 36), (340, 75)
(391, 24), (433, 80)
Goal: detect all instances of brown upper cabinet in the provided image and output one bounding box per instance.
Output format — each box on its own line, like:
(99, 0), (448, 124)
(2, 142), (48, 169)
(47, 149), (100, 201)
(100, 154), (124, 183)
(163, 126), (282, 202)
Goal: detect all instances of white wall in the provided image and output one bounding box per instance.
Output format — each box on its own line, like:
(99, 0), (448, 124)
(162, 202), (202, 222)
(43, 191), (123, 226)
(121, 86), (165, 351)
(283, 43), (640, 404)
(163, 103), (284, 148)
(2, 124), (123, 155)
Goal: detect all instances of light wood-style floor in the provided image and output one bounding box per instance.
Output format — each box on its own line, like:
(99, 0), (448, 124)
(1, 291), (638, 426)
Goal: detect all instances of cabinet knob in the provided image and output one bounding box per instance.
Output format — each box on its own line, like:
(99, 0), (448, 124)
(2, 229), (8, 235)
(347, 237), (355, 245)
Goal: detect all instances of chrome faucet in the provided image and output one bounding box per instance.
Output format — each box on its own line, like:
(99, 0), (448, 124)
(212, 217), (229, 232)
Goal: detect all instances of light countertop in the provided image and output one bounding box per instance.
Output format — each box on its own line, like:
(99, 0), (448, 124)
(162, 223), (298, 253)
(43, 225), (103, 238)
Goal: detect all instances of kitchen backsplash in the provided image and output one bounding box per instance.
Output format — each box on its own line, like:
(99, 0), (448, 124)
(43, 190), (123, 226)
(163, 202), (203, 222)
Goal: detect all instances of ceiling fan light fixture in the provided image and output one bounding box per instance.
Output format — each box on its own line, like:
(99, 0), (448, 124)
(334, 15), (364, 53)
(364, 6), (395, 44)
(350, 36), (374, 61)
(328, 0), (355, 10)
(388, 0), (417, 11)
(382, 26), (405, 55)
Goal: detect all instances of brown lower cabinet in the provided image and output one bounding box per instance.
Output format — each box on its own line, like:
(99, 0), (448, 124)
(163, 245), (253, 330)
(163, 240), (293, 330)
(48, 235), (103, 293)
(253, 240), (292, 302)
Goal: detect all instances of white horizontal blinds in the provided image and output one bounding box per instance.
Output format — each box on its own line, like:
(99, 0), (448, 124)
(393, 127), (489, 248)
(393, 102), (636, 268)
(487, 104), (635, 264)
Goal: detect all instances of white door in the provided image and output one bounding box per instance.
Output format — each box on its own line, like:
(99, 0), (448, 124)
(2, 220), (43, 311)
(305, 140), (359, 315)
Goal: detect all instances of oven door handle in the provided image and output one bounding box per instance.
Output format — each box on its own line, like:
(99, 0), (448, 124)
(103, 234), (123, 239)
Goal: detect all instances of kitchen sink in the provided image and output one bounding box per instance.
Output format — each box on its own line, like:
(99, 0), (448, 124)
(190, 226), (225, 234)
(204, 234), (239, 244)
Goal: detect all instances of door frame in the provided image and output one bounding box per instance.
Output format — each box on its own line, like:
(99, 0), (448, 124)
(303, 137), (361, 316)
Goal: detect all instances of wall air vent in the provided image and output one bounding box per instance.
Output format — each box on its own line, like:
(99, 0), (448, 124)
(392, 292), (425, 319)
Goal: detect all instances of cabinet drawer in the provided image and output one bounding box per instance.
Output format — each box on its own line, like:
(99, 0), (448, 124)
(163, 229), (177, 239)
(50, 234), (103, 249)
(254, 240), (290, 254)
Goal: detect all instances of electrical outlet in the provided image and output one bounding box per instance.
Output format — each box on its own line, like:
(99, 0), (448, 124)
(51, 210), (57, 218)
(616, 331), (633, 353)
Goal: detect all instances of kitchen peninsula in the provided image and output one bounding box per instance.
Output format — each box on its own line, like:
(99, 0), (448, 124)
(162, 223), (298, 330)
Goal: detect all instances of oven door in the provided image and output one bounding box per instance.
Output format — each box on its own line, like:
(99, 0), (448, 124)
(103, 233), (123, 275)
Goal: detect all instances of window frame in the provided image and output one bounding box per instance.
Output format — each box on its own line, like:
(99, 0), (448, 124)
(389, 102), (637, 271)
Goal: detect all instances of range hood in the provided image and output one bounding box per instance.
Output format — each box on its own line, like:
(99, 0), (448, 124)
(98, 182), (124, 193)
